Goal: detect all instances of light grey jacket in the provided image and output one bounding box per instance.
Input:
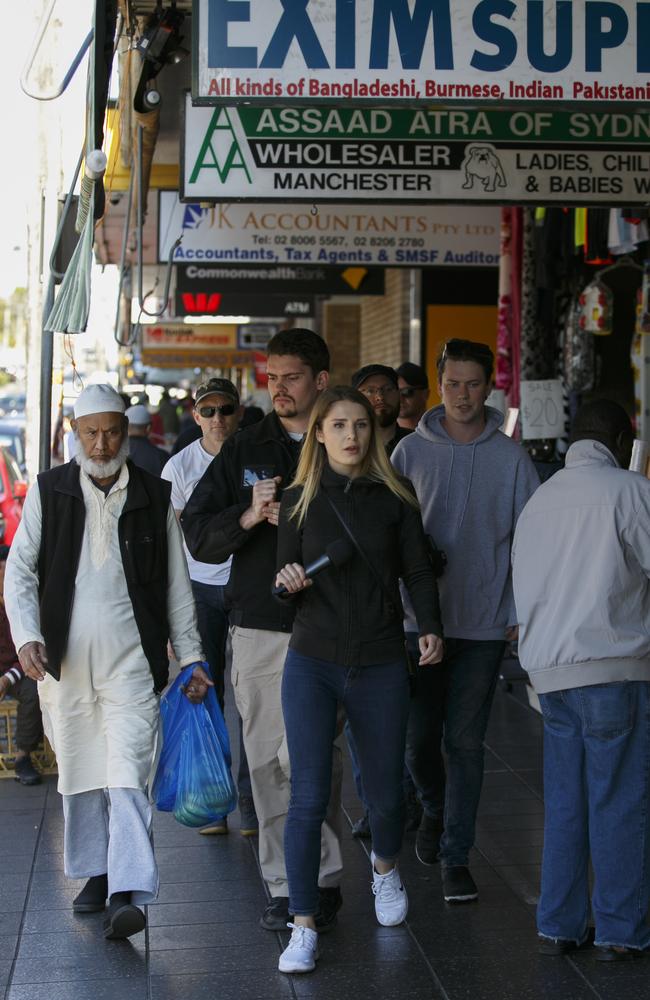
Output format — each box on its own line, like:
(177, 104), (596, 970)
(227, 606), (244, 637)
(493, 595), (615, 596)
(512, 438), (650, 693)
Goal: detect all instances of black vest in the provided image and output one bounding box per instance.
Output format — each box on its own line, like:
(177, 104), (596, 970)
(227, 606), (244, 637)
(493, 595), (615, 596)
(37, 460), (172, 693)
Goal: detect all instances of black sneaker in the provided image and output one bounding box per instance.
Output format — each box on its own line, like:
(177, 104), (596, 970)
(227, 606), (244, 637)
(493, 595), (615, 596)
(73, 874), (108, 913)
(442, 865), (478, 903)
(14, 755), (42, 786)
(351, 813), (371, 839)
(539, 930), (594, 957)
(103, 892), (146, 940)
(415, 813), (443, 866)
(315, 886), (343, 933)
(260, 896), (291, 930)
(404, 788), (423, 832)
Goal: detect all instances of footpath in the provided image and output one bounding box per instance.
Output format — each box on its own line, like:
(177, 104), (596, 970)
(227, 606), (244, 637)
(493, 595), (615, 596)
(1, 685), (647, 1000)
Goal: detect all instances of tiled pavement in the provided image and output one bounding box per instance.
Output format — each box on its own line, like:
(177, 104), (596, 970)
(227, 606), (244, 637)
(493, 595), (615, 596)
(1, 684), (648, 1000)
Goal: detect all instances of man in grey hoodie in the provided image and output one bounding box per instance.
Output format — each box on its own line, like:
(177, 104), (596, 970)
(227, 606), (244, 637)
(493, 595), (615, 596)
(392, 339), (539, 904)
(512, 400), (650, 962)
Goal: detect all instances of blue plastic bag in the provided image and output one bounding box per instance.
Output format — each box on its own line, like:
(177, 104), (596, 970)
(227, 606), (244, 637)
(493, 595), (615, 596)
(152, 664), (237, 827)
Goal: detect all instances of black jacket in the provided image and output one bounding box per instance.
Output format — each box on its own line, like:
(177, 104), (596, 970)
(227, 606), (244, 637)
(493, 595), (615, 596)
(37, 459), (172, 692)
(181, 411), (301, 631)
(277, 464), (442, 667)
(128, 436), (169, 476)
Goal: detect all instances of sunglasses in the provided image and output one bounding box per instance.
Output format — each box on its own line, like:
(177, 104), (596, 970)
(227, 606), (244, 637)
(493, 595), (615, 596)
(197, 404), (236, 418)
(400, 387), (424, 398)
(360, 385), (398, 398)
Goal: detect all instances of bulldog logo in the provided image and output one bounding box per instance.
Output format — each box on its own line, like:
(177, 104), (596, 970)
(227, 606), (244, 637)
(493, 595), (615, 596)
(461, 145), (507, 193)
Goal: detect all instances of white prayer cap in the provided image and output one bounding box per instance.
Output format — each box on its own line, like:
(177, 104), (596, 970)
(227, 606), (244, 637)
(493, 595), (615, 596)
(73, 384), (126, 419)
(125, 404), (151, 425)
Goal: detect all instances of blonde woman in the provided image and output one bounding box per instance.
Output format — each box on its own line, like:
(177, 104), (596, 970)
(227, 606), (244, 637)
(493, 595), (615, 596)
(274, 386), (443, 974)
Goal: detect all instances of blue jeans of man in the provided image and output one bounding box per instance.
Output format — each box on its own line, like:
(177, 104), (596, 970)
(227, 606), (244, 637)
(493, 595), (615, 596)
(538, 681), (650, 950)
(404, 636), (505, 867)
(282, 650), (410, 916)
(191, 580), (251, 802)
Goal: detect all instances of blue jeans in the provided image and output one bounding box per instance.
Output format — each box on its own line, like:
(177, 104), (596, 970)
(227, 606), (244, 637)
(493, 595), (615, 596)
(404, 636), (505, 866)
(344, 719), (415, 813)
(282, 649), (410, 916)
(191, 580), (252, 802)
(538, 682), (650, 950)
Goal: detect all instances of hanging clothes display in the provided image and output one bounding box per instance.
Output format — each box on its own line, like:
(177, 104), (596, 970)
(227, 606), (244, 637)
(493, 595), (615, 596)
(608, 210), (649, 256)
(520, 208), (551, 380)
(508, 208), (523, 407)
(496, 208), (513, 395)
(563, 292), (596, 394)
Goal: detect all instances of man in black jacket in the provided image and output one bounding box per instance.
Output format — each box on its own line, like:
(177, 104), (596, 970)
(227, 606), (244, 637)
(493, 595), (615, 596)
(182, 330), (344, 931)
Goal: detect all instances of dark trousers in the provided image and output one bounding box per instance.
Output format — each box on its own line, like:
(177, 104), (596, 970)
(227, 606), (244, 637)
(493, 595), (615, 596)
(191, 580), (251, 801)
(405, 636), (505, 867)
(282, 650), (410, 915)
(13, 676), (44, 753)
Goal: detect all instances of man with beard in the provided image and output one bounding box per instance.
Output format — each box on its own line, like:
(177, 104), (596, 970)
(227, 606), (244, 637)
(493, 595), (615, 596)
(351, 365), (411, 457)
(4, 384), (210, 941)
(182, 330), (344, 932)
(397, 362), (430, 431)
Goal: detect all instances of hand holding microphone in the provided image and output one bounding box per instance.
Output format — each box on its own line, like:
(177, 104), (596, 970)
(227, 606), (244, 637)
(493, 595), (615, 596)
(273, 539), (353, 597)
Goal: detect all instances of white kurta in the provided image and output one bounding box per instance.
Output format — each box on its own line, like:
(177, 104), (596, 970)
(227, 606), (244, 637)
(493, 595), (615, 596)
(4, 463), (203, 796)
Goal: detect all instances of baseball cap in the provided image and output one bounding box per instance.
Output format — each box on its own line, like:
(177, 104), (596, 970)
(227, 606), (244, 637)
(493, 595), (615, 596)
(125, 404), (151, 425)
(350, 364), (398, 390)
(396, 362), (429, 390)
(194, 377), (239, 407)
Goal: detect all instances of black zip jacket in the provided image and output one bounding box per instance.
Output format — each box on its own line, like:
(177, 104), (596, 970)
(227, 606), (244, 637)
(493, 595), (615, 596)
(276, 464), (442, 667)
(181, 411), (300, 632)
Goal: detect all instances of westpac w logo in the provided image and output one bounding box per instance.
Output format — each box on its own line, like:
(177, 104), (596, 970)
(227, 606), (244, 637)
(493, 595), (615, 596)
(181, 293), (222, 314)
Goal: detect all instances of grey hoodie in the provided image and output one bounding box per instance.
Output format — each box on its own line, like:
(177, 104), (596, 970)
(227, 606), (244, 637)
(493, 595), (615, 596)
(392, 404), (539, 640)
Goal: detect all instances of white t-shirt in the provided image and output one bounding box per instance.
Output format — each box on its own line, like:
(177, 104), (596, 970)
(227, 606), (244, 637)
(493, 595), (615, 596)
(161, 438), (232, 586)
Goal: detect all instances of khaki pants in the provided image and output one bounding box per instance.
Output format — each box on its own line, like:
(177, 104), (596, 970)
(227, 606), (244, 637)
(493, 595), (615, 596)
(230, 626), (343, 896)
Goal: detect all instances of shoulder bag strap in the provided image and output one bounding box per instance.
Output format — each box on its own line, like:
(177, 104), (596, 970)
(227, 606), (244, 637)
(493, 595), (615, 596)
(321, 489), (398, 616)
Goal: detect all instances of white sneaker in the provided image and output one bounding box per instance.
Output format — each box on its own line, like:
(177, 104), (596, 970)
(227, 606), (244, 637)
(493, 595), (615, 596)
(371, 852), (408, 926)
(278, 922), (319, 974)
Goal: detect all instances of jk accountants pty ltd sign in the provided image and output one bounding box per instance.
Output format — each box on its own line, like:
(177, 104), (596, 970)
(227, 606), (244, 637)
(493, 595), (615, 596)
(193, 1), (650, 106)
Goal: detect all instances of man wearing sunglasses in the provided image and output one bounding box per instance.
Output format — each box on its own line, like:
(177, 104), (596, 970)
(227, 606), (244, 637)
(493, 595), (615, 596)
(162, 379), (257, 838)
(351, 364), (411, 457)
(397, 363), (430, 431)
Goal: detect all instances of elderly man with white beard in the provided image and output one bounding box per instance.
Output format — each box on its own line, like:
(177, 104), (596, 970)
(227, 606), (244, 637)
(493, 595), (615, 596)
(4, 384), (210, 940)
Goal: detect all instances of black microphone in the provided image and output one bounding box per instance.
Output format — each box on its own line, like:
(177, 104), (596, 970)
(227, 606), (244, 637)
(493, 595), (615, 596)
(273, 538), (353, 597)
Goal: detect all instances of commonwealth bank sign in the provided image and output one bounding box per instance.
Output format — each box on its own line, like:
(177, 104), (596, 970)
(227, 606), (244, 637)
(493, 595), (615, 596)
(193, 0), (650, 106)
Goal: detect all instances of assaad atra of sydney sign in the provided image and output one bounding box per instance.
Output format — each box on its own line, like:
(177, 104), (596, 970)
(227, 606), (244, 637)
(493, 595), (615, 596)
(182, 97), (650, 203)
(193, 0), (650, 105)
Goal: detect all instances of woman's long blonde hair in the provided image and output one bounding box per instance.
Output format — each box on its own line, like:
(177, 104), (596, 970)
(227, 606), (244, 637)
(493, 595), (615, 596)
(289, 386), (419, 525)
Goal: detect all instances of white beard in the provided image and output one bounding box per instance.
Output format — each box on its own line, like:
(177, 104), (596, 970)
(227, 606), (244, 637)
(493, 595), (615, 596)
(75, 436), (130, 480)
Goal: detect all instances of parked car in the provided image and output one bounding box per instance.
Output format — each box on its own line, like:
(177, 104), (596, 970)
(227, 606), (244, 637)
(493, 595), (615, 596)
(0, 445), (27, 543)
(0, 419), (26, 475)
(0, 387), (25, 416)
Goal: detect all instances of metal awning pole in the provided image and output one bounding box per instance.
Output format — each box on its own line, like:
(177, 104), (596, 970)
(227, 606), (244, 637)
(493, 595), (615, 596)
(39, 278), (56, 472)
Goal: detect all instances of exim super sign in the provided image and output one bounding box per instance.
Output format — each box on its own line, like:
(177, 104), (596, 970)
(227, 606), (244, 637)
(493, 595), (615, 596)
(193, 0), (650, 105)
